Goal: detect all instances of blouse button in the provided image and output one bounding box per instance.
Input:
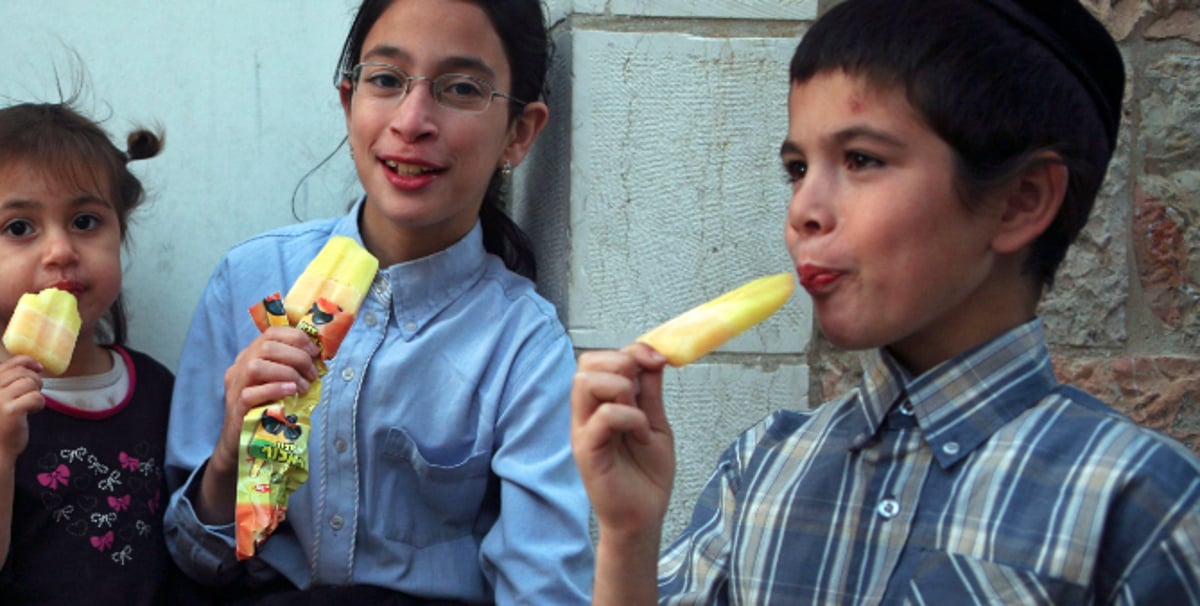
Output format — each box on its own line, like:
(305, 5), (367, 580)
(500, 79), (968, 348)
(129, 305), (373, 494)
(943, 442), (961, 456)
(341, 367), (356, 382)
(877, 498), (900, 520)
(330, 515), (344, 530)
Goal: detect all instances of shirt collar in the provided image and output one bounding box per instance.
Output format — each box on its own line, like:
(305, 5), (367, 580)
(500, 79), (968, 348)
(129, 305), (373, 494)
(339, 197), (487, 340)
(852, 318), (1059, 467)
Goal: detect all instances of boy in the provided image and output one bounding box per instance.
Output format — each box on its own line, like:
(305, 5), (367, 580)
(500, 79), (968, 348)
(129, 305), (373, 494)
(570, 0), (1200, 603)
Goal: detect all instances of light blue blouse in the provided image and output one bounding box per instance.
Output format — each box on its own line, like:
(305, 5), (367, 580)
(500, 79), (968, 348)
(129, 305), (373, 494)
(164, 201), (593, 604)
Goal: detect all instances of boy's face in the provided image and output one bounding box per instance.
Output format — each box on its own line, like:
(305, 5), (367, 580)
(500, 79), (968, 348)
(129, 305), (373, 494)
(781, 70), (1012, 374)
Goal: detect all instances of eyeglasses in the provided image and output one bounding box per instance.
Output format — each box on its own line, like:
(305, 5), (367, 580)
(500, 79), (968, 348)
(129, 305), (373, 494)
(345, 62), (525, 114)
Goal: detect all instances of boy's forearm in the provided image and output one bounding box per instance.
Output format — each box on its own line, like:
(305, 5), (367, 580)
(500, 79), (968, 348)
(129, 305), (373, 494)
(592, 528), (662, 606)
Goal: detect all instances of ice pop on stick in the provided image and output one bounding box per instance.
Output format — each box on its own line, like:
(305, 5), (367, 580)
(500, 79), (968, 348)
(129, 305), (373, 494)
(637, 272), (795, 367)
(3, 287), (81, 375)
(283, 236), (379, 325)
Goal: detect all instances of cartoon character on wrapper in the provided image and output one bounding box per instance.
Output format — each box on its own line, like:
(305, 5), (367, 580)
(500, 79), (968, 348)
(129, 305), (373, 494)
(235, 296), (354, 560)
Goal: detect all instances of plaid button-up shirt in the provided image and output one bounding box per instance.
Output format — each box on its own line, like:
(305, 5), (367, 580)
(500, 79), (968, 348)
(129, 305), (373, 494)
(659, 319), (1200, 604)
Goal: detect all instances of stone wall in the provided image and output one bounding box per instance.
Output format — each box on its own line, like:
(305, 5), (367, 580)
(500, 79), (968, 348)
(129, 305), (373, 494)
(811, 0), (1200, 456)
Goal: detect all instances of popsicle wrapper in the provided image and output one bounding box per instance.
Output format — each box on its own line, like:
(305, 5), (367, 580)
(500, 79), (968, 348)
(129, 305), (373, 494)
(235, 237), (378, 560)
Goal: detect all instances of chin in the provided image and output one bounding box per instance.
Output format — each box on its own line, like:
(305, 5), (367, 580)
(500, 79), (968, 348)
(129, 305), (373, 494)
(817, 320), (882, 352)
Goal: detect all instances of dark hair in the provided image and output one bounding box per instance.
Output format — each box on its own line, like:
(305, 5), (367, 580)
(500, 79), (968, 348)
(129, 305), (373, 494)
(790, 0), (1124, 290)
(0, 102), (164, 345)
(335, 0), (550, 280)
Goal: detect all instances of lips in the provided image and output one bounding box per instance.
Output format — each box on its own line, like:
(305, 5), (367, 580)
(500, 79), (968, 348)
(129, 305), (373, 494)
(379, 157), (445, 190)
(49, 280), (84, 297)
(382, 158), (442, 177)
(798, 264), (842, 292)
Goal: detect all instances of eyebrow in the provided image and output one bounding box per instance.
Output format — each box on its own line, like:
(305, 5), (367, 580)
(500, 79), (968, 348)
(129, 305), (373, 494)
(0, 196), (109, 212)
(779, 125), (908, 157)
(361, 44), (497, 80)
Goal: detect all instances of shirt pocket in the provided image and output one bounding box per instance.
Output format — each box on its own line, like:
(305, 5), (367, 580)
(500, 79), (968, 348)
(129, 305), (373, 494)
(377, 426), (493, 547)
(906, 549), (1088, 606)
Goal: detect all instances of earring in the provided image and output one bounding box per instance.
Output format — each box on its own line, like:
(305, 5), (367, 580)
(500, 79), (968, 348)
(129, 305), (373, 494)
(500, 161), (513, 179)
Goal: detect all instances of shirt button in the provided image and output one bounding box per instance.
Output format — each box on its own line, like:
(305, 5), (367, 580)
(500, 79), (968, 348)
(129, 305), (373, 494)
(877, 499), (900, 520)
(405, 321), (417, 332)
(362, 312), (377, 327)
(943, 441), (961, 456)
(899, 400), (915, 416)
(330, 515), (344, 530)
(849, 432), (871, 450)
(341, 367), (356, 382)
(334, 438), (347, 453)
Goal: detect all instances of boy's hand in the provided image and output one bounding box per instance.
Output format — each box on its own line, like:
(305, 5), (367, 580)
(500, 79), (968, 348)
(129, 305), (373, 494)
(213, 326), (320, 476)
(571, 343), (675, 542)
(0, 356), (46, 463)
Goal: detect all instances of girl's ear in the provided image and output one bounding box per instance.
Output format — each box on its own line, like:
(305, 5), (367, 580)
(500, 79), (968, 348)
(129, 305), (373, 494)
(991, 151), (1068, 254)
(339, 80), (354, 120)
(500, 101), (549, 169)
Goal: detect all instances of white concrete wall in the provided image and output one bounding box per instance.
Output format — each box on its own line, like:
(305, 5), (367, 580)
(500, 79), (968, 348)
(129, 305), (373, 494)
(0, 2), (362, 370)
(3, 1), (818, 550)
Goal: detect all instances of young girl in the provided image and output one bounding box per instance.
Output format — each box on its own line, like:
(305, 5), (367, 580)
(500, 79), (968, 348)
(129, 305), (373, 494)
(0, 101), (176, 604)
(573, 0), (1200, 603)
(163, 0), (593, 603)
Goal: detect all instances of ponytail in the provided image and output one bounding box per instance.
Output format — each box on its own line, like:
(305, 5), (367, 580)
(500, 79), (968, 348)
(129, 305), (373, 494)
(480, 172), (536, 281)
(106, 127), (165, 346)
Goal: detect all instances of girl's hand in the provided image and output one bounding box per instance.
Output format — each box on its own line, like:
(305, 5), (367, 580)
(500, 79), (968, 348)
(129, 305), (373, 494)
(570, 343), (675, 543)
(195, 326), (319, 524)
(0, 356), (46, 463)
(211, 326), (320, 476)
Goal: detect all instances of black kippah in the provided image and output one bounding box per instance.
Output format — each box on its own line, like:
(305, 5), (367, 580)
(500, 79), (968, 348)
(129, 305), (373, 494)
(979, 0), (1125, 153)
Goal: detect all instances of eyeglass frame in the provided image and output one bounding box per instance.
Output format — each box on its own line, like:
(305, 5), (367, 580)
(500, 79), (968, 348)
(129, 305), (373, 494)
(342, 62), (527, 114)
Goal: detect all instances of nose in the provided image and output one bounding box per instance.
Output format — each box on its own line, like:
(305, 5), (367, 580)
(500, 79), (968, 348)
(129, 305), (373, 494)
(41, 227), (80, 267)
(388, 79), (439, 142)
(786, 176), (835, 238)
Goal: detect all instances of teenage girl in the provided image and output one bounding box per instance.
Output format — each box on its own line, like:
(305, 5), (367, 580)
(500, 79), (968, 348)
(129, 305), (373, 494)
(164, 0), (593, 603)
(0, 101), (176, 604)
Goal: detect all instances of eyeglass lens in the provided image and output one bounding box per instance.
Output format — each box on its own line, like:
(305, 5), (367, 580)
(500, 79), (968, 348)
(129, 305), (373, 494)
(352, 63), (502, 112)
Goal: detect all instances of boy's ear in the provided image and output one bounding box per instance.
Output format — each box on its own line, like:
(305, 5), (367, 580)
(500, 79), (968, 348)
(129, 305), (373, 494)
(991, 152), (1068, 254)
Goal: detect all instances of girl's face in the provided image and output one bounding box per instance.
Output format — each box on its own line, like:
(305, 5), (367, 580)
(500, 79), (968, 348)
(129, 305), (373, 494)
(0, 160), (122, 358)
(341, 0), (545, 266)
(782, 70), (1011, 374)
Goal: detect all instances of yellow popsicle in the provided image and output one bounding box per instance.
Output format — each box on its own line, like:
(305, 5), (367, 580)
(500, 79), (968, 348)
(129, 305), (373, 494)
(637, 273), (795, 367)
(3, 287), (81, 375)
(283, 236), (380, 325)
